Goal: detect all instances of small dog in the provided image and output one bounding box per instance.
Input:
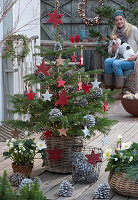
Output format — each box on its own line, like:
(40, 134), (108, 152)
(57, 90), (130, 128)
(109, 35), (135, 60)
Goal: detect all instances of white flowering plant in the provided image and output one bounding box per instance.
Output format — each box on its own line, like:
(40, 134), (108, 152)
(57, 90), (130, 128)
(3, 136), (47, 166)
(104, 136), (138, 181)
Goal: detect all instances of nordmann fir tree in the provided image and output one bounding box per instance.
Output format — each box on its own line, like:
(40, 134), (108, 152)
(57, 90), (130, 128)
(4, 43), (117, 137)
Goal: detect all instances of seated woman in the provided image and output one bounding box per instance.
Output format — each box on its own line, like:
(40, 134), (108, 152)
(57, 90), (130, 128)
(104, 10), (138, 91)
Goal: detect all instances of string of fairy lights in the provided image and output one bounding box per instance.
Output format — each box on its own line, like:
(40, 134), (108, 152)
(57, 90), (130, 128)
(77, 0), (104, 26)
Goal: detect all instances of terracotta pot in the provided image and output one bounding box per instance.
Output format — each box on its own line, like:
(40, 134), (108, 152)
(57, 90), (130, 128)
(12, 163), (33, 178)
(121, 97), (138, 117)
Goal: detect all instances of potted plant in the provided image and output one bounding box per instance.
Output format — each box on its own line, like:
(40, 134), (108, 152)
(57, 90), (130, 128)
(104, 135), (138, 197)
(3, 133), (47, 177)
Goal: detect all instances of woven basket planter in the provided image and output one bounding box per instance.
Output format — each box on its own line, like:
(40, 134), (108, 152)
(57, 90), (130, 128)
(108, 172), (138, 197)
(45, 136), (85, 173)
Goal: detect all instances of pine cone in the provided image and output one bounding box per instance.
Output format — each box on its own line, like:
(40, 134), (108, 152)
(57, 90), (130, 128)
(49, 108), (62, 117)
(80, 98), (88, 107)
(10, 172), (26, 187)
(94, 182), (110, 199)
(64, 70), (72, 78)
(19, 178), (33, 190)
(54, 42), (63, 51)
(84, 114), (95, 128)
(37, 72), (46, 80)
(95, 88), (103, 98)
(59, 180), (74, 197)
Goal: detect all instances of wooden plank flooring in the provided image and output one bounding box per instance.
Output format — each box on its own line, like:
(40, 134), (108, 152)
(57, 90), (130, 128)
(0, 101), (138, 199)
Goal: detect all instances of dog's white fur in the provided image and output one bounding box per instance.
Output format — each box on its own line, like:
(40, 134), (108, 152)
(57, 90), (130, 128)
(109, 35), (134, 60)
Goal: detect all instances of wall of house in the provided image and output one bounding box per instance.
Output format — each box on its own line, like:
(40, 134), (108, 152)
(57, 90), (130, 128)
(1, 0), (41, 121)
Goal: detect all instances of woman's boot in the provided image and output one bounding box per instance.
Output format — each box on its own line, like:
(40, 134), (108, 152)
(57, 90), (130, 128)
(113, 75), (124, 100)
(104, 74), (114, 90)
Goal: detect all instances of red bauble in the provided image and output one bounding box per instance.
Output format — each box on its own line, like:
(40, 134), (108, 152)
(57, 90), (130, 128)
(77, 80), (82, 91)
(55, 90), (70, 107)
(71, 53), (77, 63)
(46, 9), (64, 29)
(47, 145), (63, 163)
(36, 60), (50, 76)
(26, 90), (36, 101)
(82, 82), (91, 93)
(85, 150), (102, 167)
(57, 77), (66, 88)
(104, 100), (108, 112)
(43, 130), (52, 139)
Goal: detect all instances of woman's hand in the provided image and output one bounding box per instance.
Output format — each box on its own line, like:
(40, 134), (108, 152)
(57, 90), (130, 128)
(112, 43), (119, 53)
(127, 54), (137, 61)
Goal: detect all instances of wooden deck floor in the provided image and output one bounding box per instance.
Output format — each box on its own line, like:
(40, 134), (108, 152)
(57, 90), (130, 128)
(0, 100), (138, 200)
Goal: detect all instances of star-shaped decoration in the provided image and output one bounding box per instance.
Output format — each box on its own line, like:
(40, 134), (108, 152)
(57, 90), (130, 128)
(85, 150), (102, 167)
(46, 9), (64, 29)
(77, 80), (82, 91)
(102, 136), (109, 146)
(26, 90), (36, 101)
(91, 79), (101, 89)
(80, 56), (83, 66)
(47, 145), (63, 163)
(57, 77), (66, 88)
(71, 53), (77, 63)
(36, 60), (50, 76)
(104, 100), (108, 112)
(24, 113), (31, 122)
(11, 128), (21, 139)
(56, 54), (65, 66)
(43, 130), (52, 139)
(82, 126), (90, 137)
(82, 82), (92, 94)
(42, 90), (53, 101)
(58, 127), (68, 137)
(55, 90), (70, 107)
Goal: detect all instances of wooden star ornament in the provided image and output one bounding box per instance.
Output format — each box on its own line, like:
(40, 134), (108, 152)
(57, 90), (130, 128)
(56, 54), (65, 66)
(36, 60), (50, 76)
(55, 90), (70, 107)
(47, 145), (63, 163)
(57, 77), (66, 88)
(82, 82), (92, 93)
(46, 9), (64, 29)
(91, 79), (101, 89)
(42, 90), (53, 101)
(26, 90), (36, 101)
(85, 150), (102, 167)
(58, 127), (68, 136)
(43, 130), (52, 139)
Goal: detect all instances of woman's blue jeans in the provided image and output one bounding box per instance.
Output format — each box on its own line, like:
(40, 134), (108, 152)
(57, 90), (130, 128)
(104, 58), (134, 76)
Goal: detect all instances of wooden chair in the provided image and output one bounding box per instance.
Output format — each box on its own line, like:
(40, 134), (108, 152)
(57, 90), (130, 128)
(124, 57), (138, 93)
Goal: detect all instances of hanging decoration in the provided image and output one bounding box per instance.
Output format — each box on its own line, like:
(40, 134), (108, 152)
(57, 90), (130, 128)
(82, 126), (90, 137)
(80, 46), (83, 66)
(77, 0), (104, 26)
(55, 90), (70, 107)
(85, 150), (102, 167)
(56, 54), (65, 66)
(77, 79), (83, 91)
(42, 90), (53, 101)
(36, 60), (50, 76)
(82, 82), (92, 93)
(104, 100), (108, 112)
(58, 127), (68, 136)
(57, 77), (66, 88)
(24, 113), (31, 122)
(46, 8), (64, 29)
(43, 130), (52, 139)
(91, 79), (101, 89)
(47, 145), (63, 163)
(71, 52), (77, 63)
(26, 90), (36, 101)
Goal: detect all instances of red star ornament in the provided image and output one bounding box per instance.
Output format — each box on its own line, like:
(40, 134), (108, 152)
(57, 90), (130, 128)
(57, 77), (66, 88)
(26, 90), (36, 101)
(43, 130), (52, 139)
(46, 9), (64, 29)
(104, 100), (108, 112)
(36, 60), (50, 76)
(47, 145), (63, 163)
(55, 90), (70, 107)
(82, 82), (92, 93)
(85, 150), (102, 167)
(77, 80), (82, 91)
(71, 52), (77, 63)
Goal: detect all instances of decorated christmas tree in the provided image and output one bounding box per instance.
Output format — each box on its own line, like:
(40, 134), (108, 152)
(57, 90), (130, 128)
(3, 1), (117, 139)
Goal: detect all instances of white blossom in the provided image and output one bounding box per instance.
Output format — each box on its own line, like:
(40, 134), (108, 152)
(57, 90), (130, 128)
(103, 148), (112, 157)
(118, 134), (122, 140)
(36, 140), (47, 150)
(129, 156), (133, 162)
(121, 142), (131, 150)
(115, 158), (118, 161)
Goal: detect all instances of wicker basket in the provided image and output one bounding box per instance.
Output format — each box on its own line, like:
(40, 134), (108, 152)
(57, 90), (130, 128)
(45, 136), (85, 173)
(108, 172), (138, 197)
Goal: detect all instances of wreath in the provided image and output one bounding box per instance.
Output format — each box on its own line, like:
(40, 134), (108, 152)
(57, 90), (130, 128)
(2, 34), (30, 62)
(77, 0), (104, 25)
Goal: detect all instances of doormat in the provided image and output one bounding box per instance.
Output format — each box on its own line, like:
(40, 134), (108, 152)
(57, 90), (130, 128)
(0, 124), (25, 142)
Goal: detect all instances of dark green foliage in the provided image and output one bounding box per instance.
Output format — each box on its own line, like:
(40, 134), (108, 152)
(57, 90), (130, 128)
(19, 177), (46, 200)
(0, 170), (17, 200)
